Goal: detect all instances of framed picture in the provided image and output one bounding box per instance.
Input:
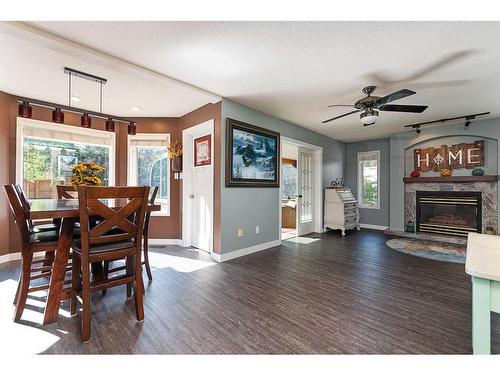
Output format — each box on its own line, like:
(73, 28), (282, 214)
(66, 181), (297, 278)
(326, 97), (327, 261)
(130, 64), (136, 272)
(226, 118), (280, 187)
(194, 135), (211, 167)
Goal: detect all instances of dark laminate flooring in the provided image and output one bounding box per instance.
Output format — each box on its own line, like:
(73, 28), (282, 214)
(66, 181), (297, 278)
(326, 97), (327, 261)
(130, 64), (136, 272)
(0, 230), (498, 354)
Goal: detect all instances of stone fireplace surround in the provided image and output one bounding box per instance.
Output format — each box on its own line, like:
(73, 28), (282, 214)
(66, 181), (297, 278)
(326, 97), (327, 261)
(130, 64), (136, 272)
(404, 180), (498, 235)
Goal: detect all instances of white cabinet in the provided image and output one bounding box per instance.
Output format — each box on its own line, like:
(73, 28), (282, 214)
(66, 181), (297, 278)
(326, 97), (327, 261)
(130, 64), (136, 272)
(324, 188), (360, 236)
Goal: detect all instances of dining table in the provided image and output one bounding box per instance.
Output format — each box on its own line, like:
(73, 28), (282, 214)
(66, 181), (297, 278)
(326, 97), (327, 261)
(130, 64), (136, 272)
(28, 198), (161, 325)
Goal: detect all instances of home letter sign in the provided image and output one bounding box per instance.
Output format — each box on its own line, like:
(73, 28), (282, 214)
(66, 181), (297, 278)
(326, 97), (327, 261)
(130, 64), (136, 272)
(413, 140), (484, 171)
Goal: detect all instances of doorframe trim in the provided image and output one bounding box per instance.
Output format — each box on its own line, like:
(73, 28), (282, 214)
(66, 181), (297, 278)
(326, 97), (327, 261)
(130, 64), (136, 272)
(182, 119), (215, 253)
(279, 137), (323, 240)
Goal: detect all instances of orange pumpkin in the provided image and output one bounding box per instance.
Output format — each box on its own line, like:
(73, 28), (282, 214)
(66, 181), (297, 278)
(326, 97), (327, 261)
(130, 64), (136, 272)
(440, 168), (452, 177)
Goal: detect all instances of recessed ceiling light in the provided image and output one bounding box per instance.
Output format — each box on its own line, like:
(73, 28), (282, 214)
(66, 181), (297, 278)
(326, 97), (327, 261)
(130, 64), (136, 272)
(131, 106), (142, 112)
(70, 95), (81, 103)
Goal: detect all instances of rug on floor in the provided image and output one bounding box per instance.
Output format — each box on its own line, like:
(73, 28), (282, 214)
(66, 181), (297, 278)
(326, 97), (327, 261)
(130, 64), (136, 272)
(385, 238), (466, 264)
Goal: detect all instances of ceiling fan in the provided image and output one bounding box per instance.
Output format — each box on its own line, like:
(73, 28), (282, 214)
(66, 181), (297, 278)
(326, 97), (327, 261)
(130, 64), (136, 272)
(322, 86), (428, 126)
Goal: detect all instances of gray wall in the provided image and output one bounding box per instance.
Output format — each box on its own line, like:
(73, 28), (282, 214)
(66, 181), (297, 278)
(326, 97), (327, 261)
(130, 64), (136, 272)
(345, 138), (390, 227)
(220, 99), (345, 254)
(389, 117), (500, 232)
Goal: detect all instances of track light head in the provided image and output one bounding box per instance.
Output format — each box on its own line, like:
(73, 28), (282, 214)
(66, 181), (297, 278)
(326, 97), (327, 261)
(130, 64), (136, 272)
(81, 113), (91, 128)
(105, 118), (115, 132)
(464, 120), (471, 128)
(416, 126), (421, 134)
(18, 101), (32, 118)
(52, 108), (64, 123)
(128, 122), (136, 135)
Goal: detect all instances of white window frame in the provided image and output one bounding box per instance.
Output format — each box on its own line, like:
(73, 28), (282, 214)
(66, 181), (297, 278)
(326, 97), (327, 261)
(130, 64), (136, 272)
(357, 150), (380, 209)
(16, 117), (116, 188)
(127, 133), (171, 216)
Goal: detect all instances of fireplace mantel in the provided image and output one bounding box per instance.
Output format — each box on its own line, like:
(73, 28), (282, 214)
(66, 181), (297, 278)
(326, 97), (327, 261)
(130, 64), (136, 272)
(403, 175), (499, 183)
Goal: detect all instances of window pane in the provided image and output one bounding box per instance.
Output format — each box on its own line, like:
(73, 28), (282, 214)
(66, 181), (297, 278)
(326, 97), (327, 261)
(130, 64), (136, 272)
(281, 163), (297, 199)
(360, 158), (378, 206)
(135, 146), (168, 199)
(23, 136), (110, 199)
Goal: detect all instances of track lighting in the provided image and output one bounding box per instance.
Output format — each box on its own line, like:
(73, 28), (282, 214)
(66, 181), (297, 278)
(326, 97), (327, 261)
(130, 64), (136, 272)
(416, 126), (421, 134)
(81, 113), (91, 128)
(128, 122), (136, 135)
(52, 108), (64, 123)
(105, 118), (115, 132)
(18, 101), (32, 118)
(464, 120), (471, 128)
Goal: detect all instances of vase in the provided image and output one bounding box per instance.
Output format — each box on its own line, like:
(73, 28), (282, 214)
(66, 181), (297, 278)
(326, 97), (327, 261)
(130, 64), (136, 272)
(472, 167), (484, 176)
(171, 155), (182, 172)
(440, 168), (452, 177)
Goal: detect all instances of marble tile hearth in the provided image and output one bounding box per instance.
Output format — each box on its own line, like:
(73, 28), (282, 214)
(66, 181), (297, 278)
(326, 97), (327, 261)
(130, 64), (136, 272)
(404, 180), (498, 237)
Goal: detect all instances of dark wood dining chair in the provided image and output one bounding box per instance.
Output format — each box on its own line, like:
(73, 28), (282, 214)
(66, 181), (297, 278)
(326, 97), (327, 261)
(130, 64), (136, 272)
(4, 184), (70, 321)
(70, 186), (150, 342)
(57, 185), (78, 199)
(14, 184), (59, 233)
(103, 186), (158, 284)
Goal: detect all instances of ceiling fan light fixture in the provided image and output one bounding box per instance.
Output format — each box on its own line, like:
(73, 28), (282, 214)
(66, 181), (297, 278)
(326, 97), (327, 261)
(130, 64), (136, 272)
(360, 109), (379, 126)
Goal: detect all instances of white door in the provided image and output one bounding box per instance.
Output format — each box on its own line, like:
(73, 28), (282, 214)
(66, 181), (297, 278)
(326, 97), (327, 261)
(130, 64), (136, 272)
(190, 162), (213, 252)
(297, 148), (315, 236)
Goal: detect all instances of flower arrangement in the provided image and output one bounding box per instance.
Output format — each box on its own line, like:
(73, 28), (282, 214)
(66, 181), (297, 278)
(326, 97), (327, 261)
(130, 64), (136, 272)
(70, 162), (105, 188)
(167, 140), (182, 159)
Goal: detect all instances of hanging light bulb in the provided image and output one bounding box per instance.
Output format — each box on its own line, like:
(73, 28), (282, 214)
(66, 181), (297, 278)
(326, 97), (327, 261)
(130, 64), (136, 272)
(128, 122), (136, 135)
(18, 101), (32, 118)
(52, 108), (64, 123)
(81, 113), (91, 128)
(105, 118), (115, 132)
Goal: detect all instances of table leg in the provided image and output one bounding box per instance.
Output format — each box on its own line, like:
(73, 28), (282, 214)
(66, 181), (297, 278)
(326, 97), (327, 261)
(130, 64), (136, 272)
(43, 217), (75, 325)
(472, 276), (491, 354)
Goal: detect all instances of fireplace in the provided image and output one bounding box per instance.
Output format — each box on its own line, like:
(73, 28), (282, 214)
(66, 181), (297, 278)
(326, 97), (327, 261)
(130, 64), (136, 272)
(416, 191), (482, 237)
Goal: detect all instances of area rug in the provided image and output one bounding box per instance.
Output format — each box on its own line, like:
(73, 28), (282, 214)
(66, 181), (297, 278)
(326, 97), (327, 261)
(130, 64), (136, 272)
(385, 238), (466, 264)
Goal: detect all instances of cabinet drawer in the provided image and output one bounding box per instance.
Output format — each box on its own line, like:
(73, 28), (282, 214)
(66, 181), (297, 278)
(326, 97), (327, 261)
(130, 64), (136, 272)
(344, 202), (357, 210)
(344, 209), (358, 217)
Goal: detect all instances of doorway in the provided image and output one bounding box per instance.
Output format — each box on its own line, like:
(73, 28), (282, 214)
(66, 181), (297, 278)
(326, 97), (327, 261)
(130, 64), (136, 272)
(182, 120), (214, 253)
(280, 138), (323, 240)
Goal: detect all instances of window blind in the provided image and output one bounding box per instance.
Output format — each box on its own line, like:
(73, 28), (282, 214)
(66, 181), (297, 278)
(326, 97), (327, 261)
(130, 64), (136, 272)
(129, 136), (170, 148)
(23, 126), (113, 146)
(358, 151), (379, 162)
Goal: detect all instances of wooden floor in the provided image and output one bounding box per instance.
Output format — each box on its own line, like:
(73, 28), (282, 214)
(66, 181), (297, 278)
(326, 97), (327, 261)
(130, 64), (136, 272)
(0, 230), (498, 354)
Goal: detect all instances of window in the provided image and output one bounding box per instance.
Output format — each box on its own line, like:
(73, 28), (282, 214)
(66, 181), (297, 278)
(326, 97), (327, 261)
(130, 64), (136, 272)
(357, 150), (380, 209)
(16, 118), (115, 199)
(128, 133), (170, 215)
(281, 160), (297, 200)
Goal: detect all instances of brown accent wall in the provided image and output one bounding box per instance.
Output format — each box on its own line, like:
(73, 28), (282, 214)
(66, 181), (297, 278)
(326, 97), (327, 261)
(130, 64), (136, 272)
(0, 89), (222, 255)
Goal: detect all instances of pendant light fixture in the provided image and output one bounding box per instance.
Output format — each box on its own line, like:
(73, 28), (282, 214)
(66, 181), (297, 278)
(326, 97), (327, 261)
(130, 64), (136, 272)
(105, 118), (115, 132)
(81, 113), (91, 128)
(18, 101), (32, 118)
(52, 108), (64, 123)
(128, 121), (136, 135)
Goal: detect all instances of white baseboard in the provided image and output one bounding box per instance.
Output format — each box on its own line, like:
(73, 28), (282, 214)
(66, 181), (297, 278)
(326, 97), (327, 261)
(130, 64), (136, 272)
(148, 239), (183, 246)
(0, 252), (21, 264)
(211, 239), (282, 263)
(359, 223), (389, 231)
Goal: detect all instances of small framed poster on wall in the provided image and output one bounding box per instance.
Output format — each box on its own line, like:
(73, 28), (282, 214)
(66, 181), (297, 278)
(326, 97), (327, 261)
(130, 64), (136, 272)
(194, 135), (211, 167)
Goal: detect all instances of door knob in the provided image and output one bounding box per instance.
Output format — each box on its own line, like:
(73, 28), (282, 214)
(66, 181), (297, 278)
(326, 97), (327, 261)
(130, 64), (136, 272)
(189, 194), (195, 199)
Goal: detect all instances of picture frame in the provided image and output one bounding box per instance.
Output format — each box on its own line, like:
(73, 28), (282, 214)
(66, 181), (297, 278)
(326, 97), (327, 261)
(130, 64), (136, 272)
(225, 118), (280, 187)
(194, 134), (211, 167)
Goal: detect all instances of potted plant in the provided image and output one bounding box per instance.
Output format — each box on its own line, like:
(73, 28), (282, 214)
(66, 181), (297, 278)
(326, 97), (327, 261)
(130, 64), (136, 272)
(168, 140), (183, 172)
(70, 162), (105, 188)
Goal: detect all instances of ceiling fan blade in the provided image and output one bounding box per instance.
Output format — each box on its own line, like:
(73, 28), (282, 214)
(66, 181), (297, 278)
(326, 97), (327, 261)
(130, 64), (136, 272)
(377, 89), (416, 105)
(327, 104), (355, 108)
(322, 110), (360, 123)
(379, 104), (428, 113)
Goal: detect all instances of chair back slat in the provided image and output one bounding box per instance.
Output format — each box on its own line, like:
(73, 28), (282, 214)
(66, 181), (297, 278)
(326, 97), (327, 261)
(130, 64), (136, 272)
(77, 186), (149, 255)
(3, 185), (31, 249)
(57, 185), (78, 199)
(143, 186), (159, 236)
(13, 184), (34, 232)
